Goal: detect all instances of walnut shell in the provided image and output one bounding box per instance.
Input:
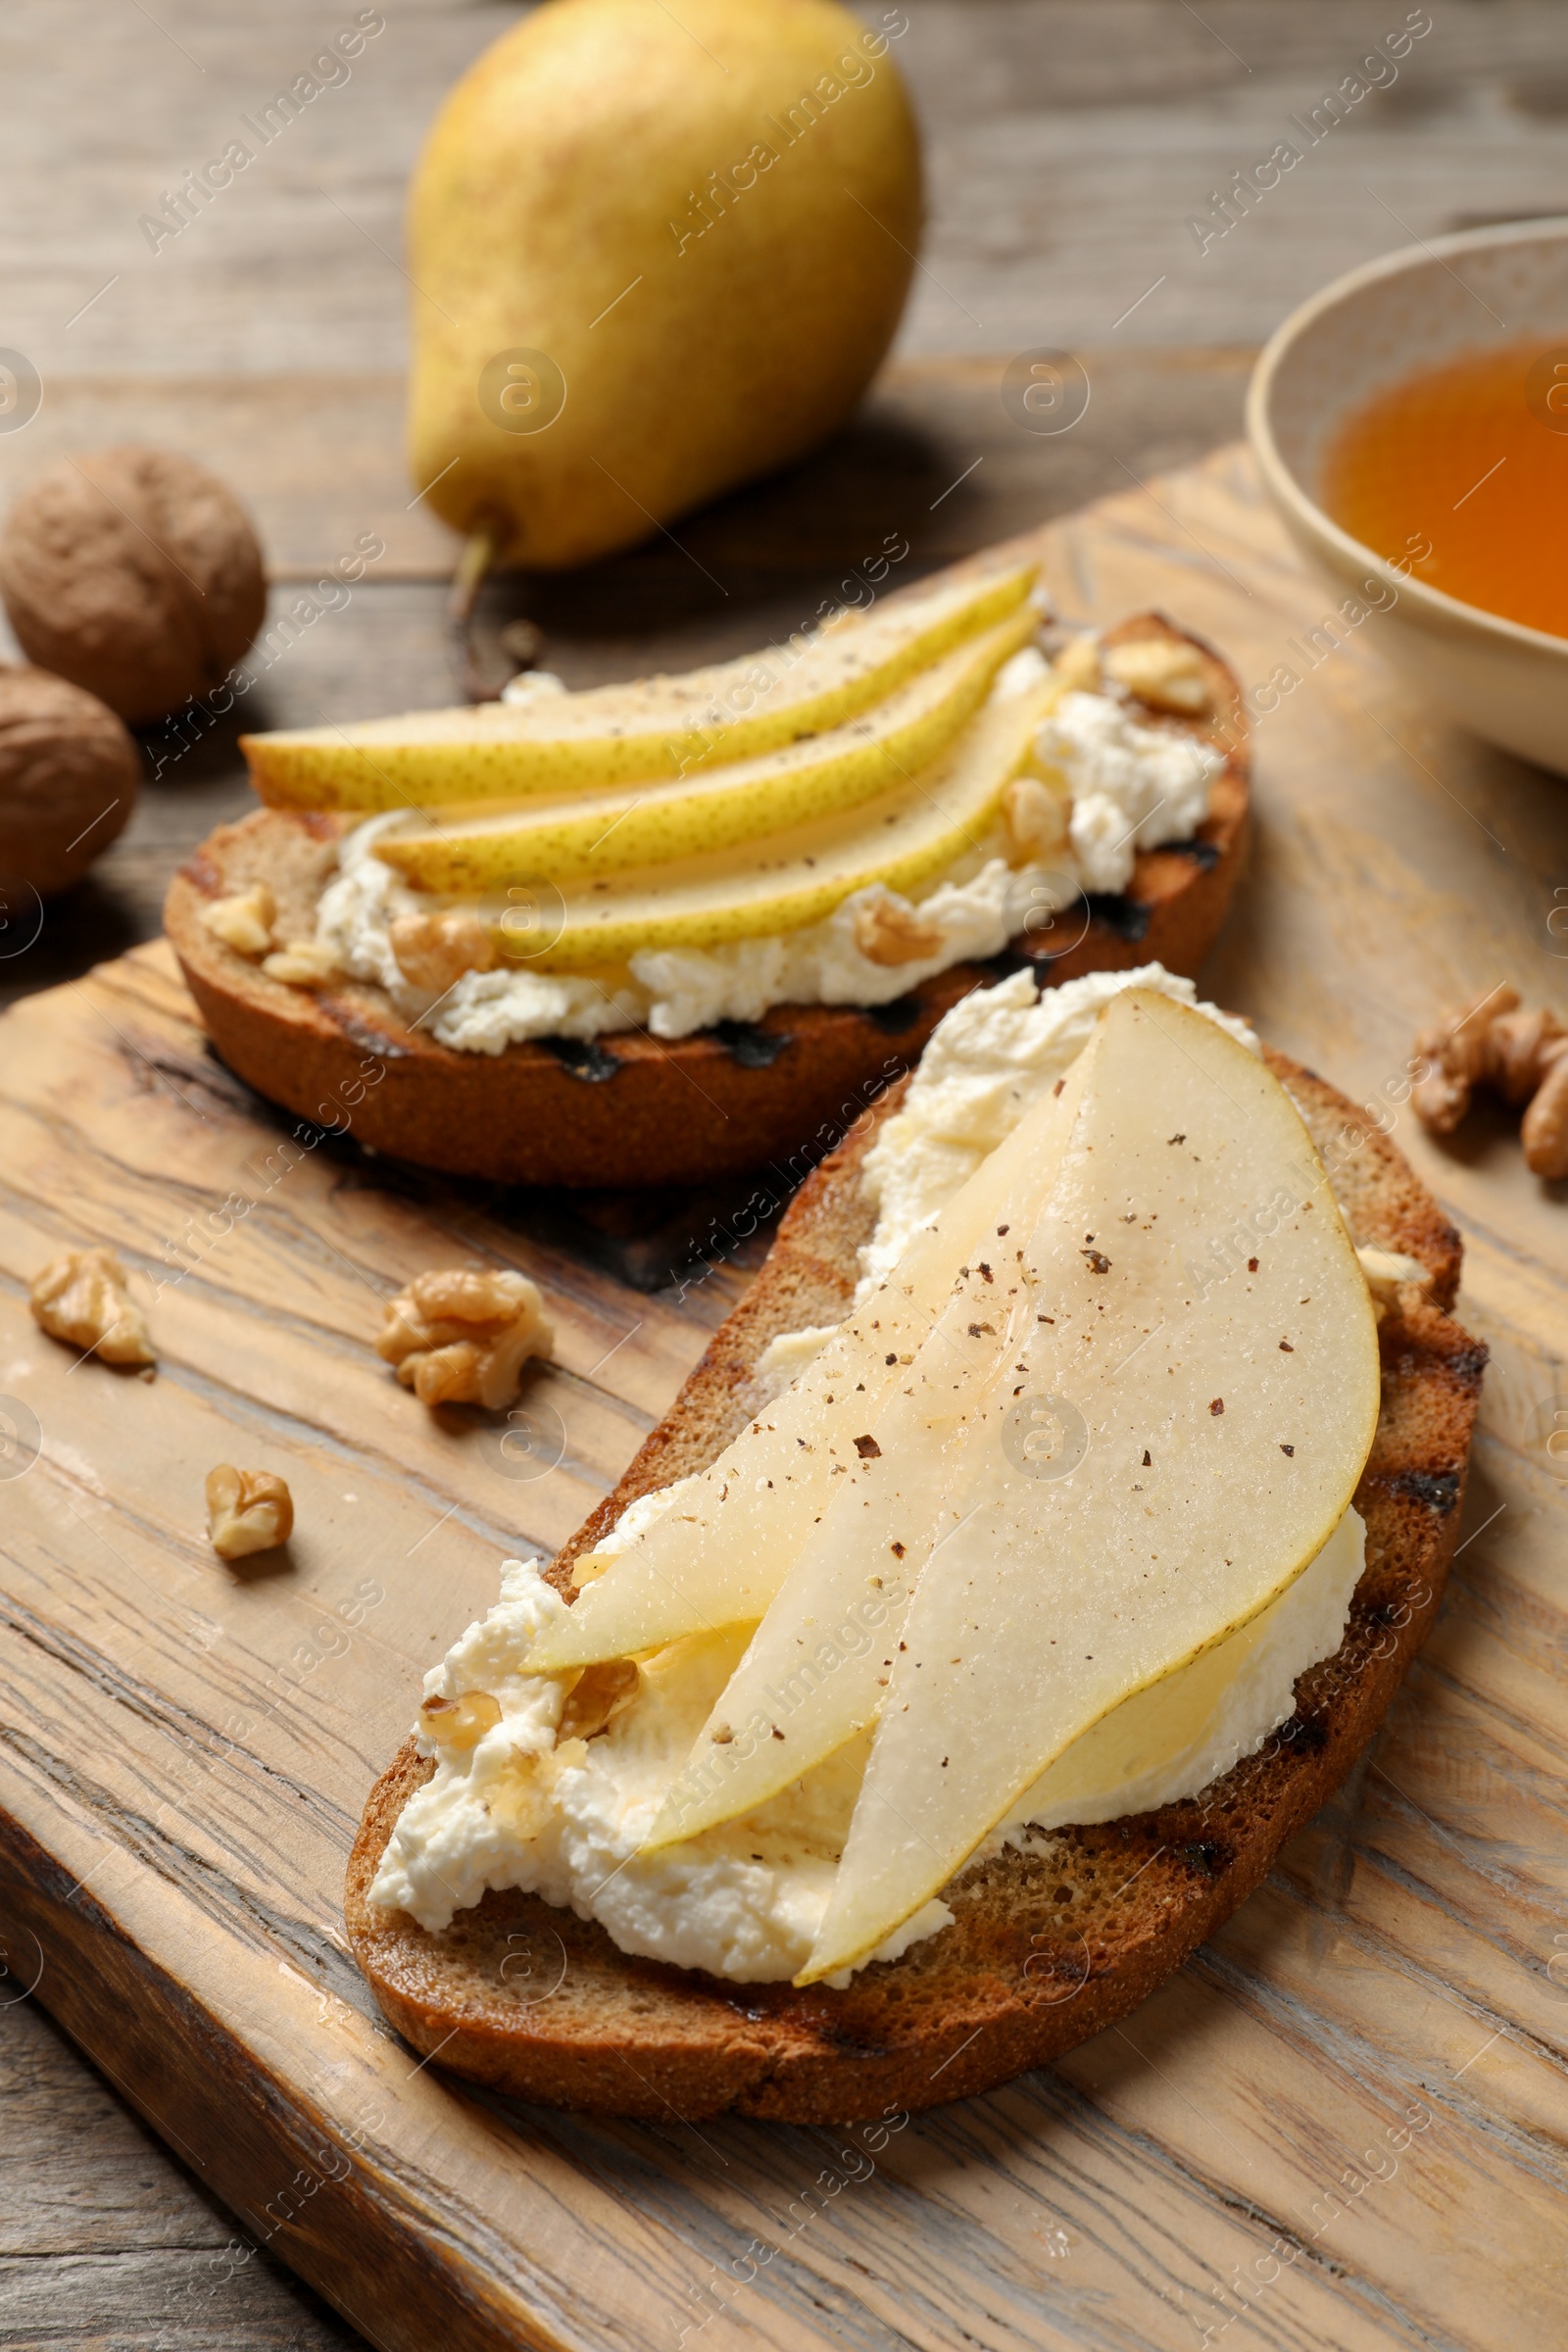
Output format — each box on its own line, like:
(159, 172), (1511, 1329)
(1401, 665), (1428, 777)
(0, 664), (140, 897)
(0, 447), (267, 723)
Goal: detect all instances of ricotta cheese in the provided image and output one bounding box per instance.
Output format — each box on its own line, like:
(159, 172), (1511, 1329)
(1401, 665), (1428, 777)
(314, 815), (1080, 1053)
(369, 1509), (1364, 1981)
(312, 654), (1222, 1054)
(1040, 690), (1219, 893)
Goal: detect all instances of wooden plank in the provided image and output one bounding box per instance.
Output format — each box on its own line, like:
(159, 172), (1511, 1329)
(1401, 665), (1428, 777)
(0, 349), (1258, 584)
(0, 1997), (361, 2348)
(6, 1), (1568, 384)
(1, 442), (1566, 2350)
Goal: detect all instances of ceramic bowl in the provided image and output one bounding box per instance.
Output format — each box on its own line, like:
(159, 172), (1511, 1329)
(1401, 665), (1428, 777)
(1247, 218), (1568, 775)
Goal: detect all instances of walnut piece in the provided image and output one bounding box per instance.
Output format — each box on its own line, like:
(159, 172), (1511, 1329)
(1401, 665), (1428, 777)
(389, 909), (496, 993)
(1412, 986), (1568, 1177)
(376, 1266), (555, 1411)
(205, 1464), (293, 1559)
(262, 938), (340, 988)
(29, 1247), (155, 1366)
(559, 1658), (640, 1741)
(1051, 634), (1102, 693)
(202, 882), (276, 956)
(852, 897), (946, 967)
(0, 447), (267, 724)
(418, 1690), (502, 1749)
(0, 664), (140, 900)
(1522, 1052), (1568, 1179)
(1102, 635), (1213, 715)
(1002, 773), (1070, 861)
(1356, 1245), (1431, 1323)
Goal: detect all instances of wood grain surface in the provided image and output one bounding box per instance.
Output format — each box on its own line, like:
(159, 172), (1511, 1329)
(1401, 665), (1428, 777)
(6, 0), (1568, 378)
(2, 442), (1566, 2351)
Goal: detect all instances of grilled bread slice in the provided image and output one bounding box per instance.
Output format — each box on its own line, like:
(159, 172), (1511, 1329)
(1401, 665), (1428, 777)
(166, 611), (1248, 1189)
(346, 1051), (1482, 2123)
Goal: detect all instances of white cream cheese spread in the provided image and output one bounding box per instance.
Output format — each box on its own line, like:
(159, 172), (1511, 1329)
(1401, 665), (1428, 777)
(369, 1509), (1365, 1981)
(314, 646), (1220, 1054)
(369, 962), (1377, 1984)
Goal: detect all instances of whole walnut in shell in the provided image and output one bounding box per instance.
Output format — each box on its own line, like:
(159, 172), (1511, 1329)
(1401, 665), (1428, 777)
(0, 447), (267, 723)
(0, 665), (139, 898)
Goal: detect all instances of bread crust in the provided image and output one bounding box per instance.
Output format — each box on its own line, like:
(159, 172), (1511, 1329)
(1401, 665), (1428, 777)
(345, 1053), (1482, 2123)
(165, 612), (1249, 1188)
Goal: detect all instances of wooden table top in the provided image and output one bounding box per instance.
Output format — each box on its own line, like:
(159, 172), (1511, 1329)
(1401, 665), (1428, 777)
(5, 5), (1568, 2347)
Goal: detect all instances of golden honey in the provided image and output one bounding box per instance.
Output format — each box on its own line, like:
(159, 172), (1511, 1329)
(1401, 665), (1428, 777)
(1322, 338), (1568, 638)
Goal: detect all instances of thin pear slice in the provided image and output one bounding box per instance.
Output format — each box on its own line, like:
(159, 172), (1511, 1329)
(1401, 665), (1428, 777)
(491, 671), (1060, 971)
(799, 990), (1381, 1984)
(638, 1034), (1106, 1848)
(243, 565), (1038, 811)
(1006, 1504), (1364, 1832)
(527, 1041), (1098, 1677)
(369, 608), (1041, 890)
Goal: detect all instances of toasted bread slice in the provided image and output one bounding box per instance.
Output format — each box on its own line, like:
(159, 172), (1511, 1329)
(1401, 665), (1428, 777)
(165, 612), (1248, 1188)
(346, 1054), (1482, 2123)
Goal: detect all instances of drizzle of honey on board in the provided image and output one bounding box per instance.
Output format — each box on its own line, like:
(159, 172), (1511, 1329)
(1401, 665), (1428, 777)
(1322, 338), (1568, 638)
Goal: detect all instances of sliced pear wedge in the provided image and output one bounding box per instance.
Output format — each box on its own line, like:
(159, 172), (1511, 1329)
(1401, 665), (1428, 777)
(485, 669), (1060, 970)
(797, 990), (1381, 1984)
(526, 1038), (1098, 1678)
(369, 607), (1042, 890)
(1006, 1504), (1364, 1831)
(637, 1032), (1106, 1850)
(242, 564), (1038, 811)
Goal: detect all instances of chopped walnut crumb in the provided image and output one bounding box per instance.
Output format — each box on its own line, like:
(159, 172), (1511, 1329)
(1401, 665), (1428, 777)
(1355, 1244), (1431, 1323)
(852, 897), (946, 968)
(389, 910), (497, 993)
(262, 938), (340, 989)
(559, 1658), (640, 1741)
(1052, 634), (1102, 693)
(29, 1247), (155, 1366)
(418, 1690), (502, 1748)
(1002, 773), (1070, 861)
(376, 1266), (555, 1411)
(205, 1464), (293, 1559)
(201, 882), (276, 956)
(1102, 636), (1213, 715)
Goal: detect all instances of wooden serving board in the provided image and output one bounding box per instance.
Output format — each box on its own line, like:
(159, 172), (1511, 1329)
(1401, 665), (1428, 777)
(3, 444), (1568, 2352)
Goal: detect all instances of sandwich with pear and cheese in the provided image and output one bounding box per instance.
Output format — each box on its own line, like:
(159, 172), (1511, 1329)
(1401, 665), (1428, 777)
(166, 556), (1248, 1186)
(347, 967), (1482, 2119)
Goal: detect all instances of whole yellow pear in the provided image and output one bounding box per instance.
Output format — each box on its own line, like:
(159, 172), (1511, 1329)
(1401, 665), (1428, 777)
(406, 0), (922, 567)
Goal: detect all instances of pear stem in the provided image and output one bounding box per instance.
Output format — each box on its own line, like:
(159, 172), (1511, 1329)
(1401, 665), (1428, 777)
(448, 509), (509, 703)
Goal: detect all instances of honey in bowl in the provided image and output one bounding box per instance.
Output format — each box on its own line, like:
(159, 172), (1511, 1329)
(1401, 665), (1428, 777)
(1322, 338), (1568, 639)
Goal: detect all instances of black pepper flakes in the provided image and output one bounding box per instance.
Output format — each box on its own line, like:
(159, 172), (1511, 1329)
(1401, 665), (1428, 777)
(1209, 1397), (1224, 1415)
(854, 1434), (881, 1459)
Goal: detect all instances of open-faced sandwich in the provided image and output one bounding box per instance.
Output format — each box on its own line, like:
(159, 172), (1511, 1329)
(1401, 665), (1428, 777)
(347, 966), (1484, 2120)
(166, 558), (1249, 1185)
